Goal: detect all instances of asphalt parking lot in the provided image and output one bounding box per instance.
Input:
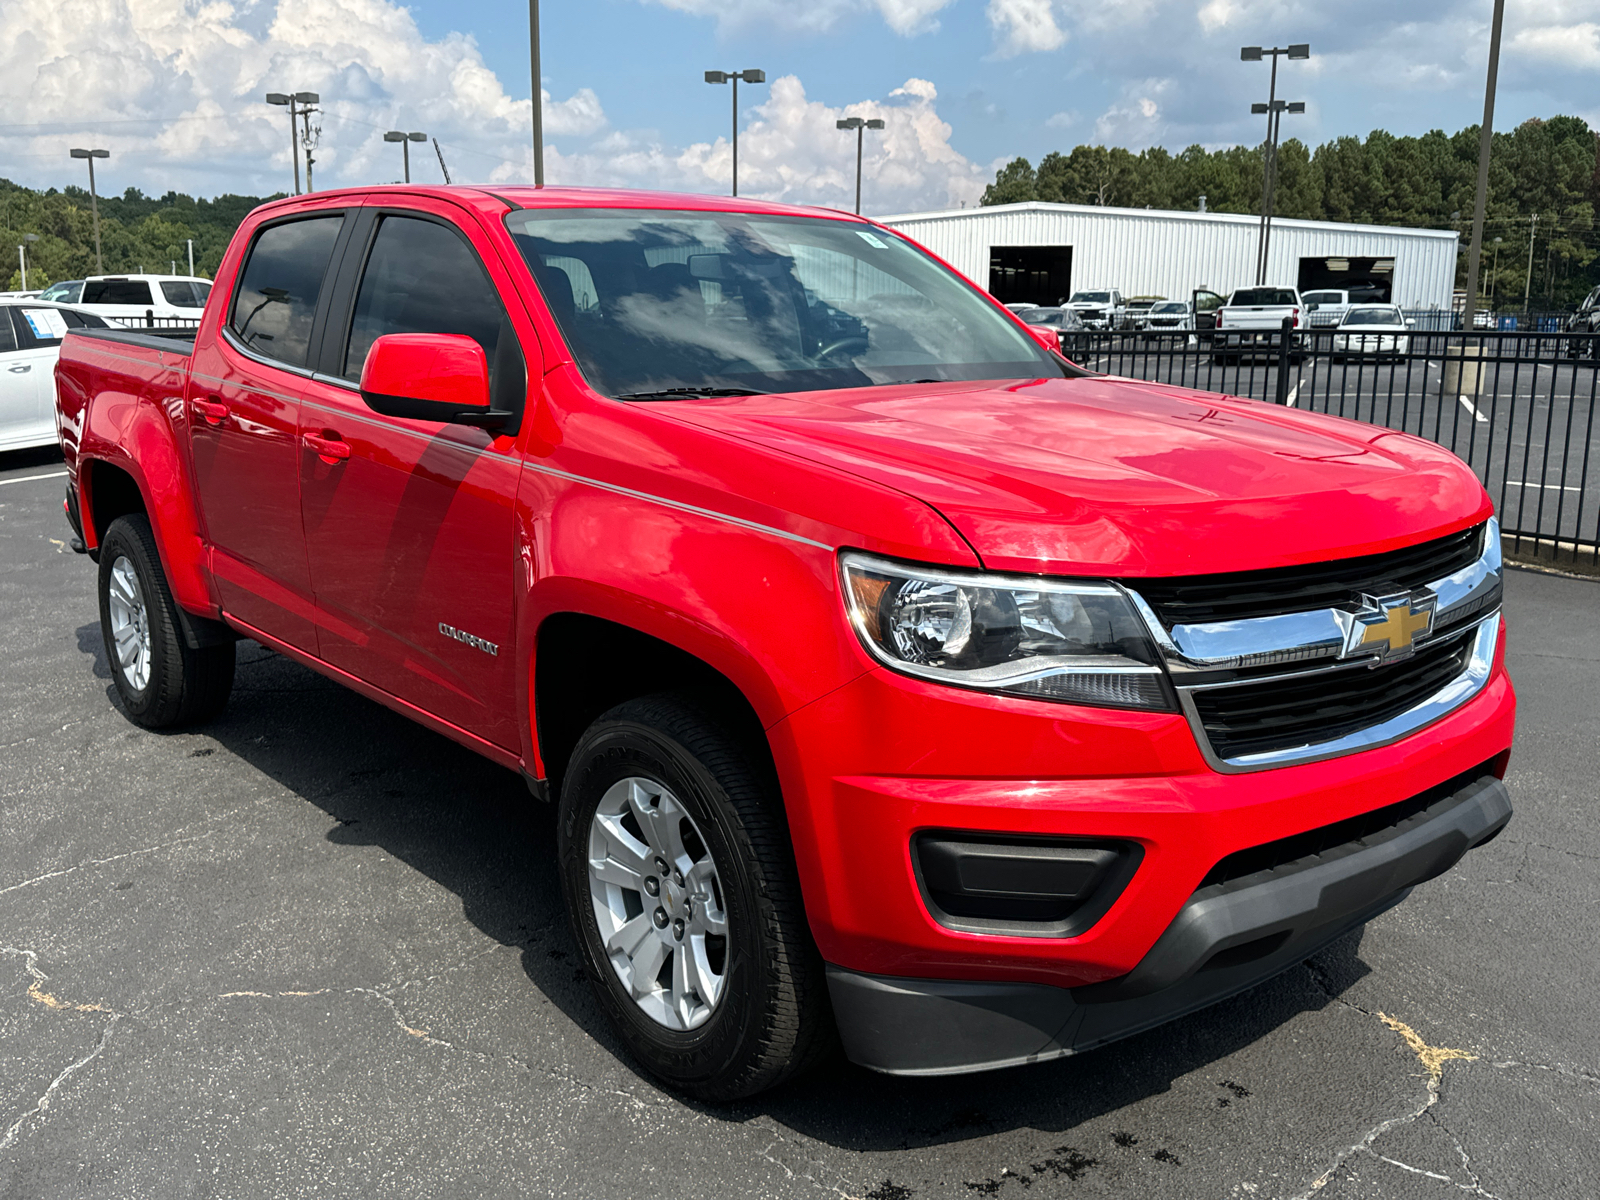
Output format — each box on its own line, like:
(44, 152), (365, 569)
(3, 445), (1597, 1200)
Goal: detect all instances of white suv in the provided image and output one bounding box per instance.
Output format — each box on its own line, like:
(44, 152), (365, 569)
(76, 274), (212, 329)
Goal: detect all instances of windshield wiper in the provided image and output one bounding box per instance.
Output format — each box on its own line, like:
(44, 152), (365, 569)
(615, 387), (770, 401)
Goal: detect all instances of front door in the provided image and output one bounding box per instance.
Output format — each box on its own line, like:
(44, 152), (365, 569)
(187, 212), (348, 651)
(299, 205), (527, 749)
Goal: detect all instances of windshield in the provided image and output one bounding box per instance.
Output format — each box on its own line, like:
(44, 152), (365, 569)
(1069, 292), (1111, 304)
(1151, 302), (1186, 314)
(1342, 307), (1403, 326)
(1303, 292), (1342, 305)
(1229, 288), (1297, 306)
(505, 209), (1064, 398)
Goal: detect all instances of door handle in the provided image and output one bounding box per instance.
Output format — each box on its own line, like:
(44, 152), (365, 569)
(303, 431), (351, 464)
(8, 364), (30, 373)
(191, 397), (229, 425)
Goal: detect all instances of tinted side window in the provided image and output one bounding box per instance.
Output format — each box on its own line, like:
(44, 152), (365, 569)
(230, 216), (344, 368)
(342, 215), (524, 416)
(161, 281), (207, 308)
(83, 279), (154, 305)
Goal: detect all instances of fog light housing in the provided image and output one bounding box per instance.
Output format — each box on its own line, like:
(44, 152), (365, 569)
(912, 832), (1143, 938)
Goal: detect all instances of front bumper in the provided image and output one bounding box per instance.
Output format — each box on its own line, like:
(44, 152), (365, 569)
(827, 769), (1511, 1075)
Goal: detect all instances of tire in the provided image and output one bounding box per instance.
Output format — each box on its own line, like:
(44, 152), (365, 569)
(98, 514), (235, 728)
(558, 692), (831, 1100)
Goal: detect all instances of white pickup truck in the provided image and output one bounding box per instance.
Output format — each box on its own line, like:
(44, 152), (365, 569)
(1212, 286), (1305, 363)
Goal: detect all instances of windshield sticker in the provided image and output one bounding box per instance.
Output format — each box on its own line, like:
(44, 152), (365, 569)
(23, 309), (68, 339)
(856, 230), (889, 249)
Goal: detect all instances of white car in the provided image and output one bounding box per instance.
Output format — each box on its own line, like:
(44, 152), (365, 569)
(75, 274), (212, 329)
(1140, 299), (1192, 337)
(1332, 305), (1413, 360)
(0, 299), (111, 452)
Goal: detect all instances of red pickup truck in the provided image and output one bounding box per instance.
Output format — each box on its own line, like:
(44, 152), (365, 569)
(54, 185), (1514, 1099)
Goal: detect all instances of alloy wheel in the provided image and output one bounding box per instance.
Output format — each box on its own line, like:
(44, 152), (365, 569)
(587, 776), (729, 1031)
(106, 555), (152, 692)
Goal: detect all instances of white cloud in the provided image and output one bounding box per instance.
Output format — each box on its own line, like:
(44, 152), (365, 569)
(532, 75), (988, 215)
(1093, 79), (1172, 147)
(1510, 22), (1600, 69)
(986, 0), (1068, 56)
(635, 0), (956, 36)
(1046, 110), (1079, 129)
(0, 0), (977, 214)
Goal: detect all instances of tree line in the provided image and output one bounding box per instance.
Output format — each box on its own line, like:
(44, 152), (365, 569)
(2, 178), (280, 291)
(981, 115), (1600, 308)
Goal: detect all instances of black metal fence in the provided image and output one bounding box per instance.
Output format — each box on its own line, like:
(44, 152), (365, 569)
(105, 313), (202, 331)
(1069, 325), (1600, 564)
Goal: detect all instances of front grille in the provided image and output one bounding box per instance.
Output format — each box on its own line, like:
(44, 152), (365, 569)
(1197, 759), (1499, 891)
(1129, 524), (1484, 627)
(1190, 627), (1477, 762)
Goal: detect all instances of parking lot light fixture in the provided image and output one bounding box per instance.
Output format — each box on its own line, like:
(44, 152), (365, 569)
(1241, 43), (1310, 285)
(836, 116), (886, 215)
(384, 131), (428, 183)
(265, 92), (302, 194)
(19, 232), (38, 291)
(704, 69), (766, 196)
(69, 148), (109, 271)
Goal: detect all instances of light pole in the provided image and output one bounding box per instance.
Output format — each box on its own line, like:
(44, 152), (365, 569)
(1461, 0), (1505, 332)
(835, 117), (885, 215)
(18, 233), (38, 291)
(1489, 236), (1502, 312)
(266, 92), (319, 194)
(69, 148), (109, 272)
(529, 0), (544, 186)
(187, 238), (195, 277)
(1241, 43), (1309, 285)
(704, 69), (766, 196)
(384, 131), (427, 183)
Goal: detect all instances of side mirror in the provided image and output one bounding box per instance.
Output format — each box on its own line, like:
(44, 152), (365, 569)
(359, 333), (507, 428)
(1307, 302), (1320, 311)
(1022, 325), (1059, 354)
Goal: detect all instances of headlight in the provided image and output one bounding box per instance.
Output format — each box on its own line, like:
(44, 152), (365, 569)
(840, 553), (1173, 711)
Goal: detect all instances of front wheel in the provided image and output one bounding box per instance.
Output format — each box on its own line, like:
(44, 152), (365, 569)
(97, 514), (235, 728)
(558, 693), (831, 1100)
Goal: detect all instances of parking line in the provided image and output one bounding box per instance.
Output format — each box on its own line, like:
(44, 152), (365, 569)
(1506, 481), (1584, 492)
(1456, 394), (1489, 423)
(0, 470), (68, 488)
(1285, 382), (1301, 407)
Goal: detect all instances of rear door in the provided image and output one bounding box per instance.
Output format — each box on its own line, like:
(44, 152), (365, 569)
(187, 209), (352, 650)
(298, 201), (529, 748)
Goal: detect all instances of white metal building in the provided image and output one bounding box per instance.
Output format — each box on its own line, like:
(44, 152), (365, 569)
(877, 201), (1459, 311)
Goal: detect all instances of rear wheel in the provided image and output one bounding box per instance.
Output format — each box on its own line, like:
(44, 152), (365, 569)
(558, 693), (831, 1100)
(98, 514), (234, 728)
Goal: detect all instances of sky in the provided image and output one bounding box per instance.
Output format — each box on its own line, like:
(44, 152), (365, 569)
(1, 0), (1597, 215)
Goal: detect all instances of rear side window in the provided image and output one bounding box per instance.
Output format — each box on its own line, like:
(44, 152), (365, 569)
(229, 216), (344, 368)
(0, 311), (17, 353)
(341, 214), (524, 416)
(82, 279), (154, 305)
(160, 281), (209, 308)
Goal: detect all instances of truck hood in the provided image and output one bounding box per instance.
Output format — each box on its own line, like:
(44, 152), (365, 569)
(660, 375), (1490, 577)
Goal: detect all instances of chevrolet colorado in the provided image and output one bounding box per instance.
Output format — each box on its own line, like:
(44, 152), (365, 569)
(55, 185), (1514, 1099)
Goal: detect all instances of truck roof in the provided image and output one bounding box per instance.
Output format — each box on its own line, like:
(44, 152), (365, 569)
(254, 184), (870, 225)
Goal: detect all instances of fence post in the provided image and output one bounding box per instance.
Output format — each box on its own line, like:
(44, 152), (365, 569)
(1274, 315), (1294, 405)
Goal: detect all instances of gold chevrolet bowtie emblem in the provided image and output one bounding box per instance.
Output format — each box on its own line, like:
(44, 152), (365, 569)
(1344, 591), (1437, 663)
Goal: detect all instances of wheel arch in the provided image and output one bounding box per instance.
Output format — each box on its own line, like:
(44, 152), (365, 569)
(533, 611), (776, 804)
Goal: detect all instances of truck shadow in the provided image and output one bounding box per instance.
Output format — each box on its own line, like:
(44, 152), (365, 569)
(78, 631), (1376, 1151)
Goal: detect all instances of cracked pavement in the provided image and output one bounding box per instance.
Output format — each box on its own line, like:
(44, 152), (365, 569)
(2, 446), (1596, 1199)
